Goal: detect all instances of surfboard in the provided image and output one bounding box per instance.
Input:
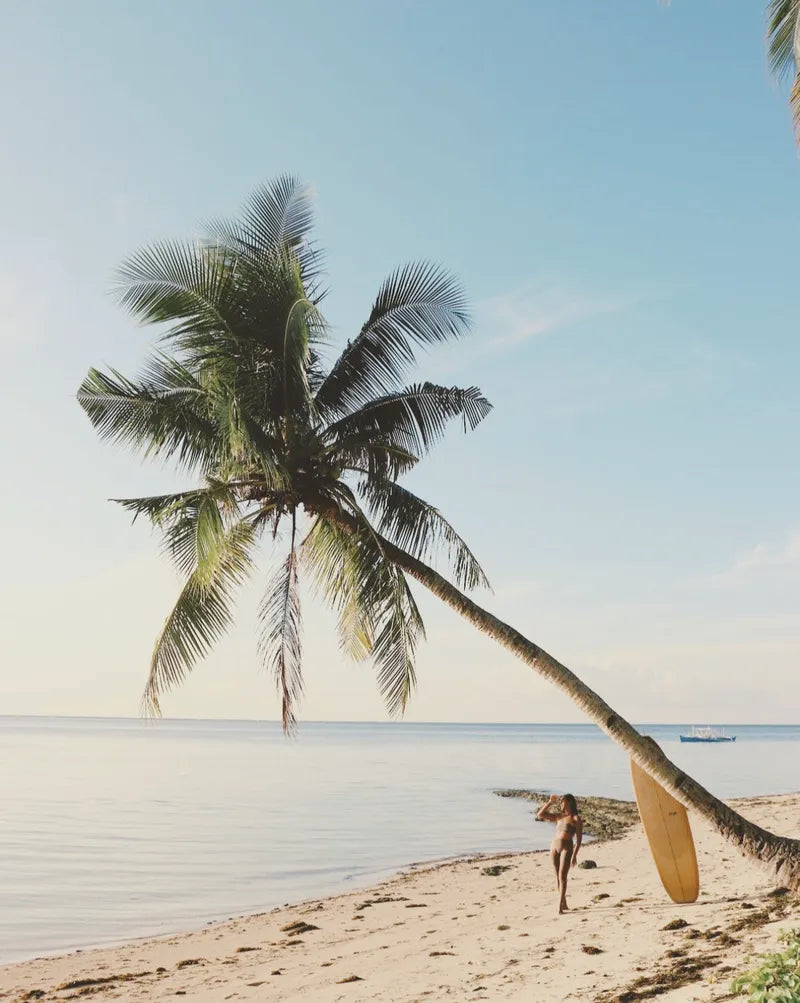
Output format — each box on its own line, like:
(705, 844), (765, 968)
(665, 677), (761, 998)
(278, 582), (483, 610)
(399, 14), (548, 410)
(630, 759), (699, 904)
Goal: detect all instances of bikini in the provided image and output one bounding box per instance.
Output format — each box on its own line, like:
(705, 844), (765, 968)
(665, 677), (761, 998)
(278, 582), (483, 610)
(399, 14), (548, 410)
(552, 816), (576, 848)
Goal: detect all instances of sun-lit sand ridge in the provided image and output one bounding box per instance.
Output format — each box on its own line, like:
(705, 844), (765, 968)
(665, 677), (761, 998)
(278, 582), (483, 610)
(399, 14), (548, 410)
(3, 794), (799, 1002)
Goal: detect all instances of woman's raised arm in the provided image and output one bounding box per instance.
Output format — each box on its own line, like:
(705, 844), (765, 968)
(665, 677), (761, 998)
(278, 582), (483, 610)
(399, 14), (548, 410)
(536, 795), (560, 822)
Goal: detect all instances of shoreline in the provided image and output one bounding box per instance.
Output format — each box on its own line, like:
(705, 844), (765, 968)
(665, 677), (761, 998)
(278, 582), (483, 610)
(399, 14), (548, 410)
(2, 792), (637, 969)
(0, 850), (522, 969)
(4, 793), (799, 1001)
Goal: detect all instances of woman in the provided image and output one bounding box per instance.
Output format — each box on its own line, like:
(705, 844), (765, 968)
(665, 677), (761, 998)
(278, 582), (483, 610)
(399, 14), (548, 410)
(536, 793), (582, 914)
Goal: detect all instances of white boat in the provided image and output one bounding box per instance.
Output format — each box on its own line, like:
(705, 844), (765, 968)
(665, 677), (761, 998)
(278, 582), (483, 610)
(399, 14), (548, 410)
(679, 726), (736, 744)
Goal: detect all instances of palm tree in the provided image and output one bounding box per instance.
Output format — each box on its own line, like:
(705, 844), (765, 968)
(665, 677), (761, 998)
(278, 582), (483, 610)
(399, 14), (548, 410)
(78, 176), (800, 890)
(768, 0), (800, 141)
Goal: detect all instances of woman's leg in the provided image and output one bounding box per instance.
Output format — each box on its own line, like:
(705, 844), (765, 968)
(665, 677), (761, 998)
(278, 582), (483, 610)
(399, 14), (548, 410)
(550, 847), (560, 890)
(558, 849), (571, 913)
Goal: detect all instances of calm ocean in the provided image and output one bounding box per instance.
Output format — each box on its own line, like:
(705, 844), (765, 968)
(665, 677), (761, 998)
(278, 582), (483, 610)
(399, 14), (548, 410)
(2, 717), (798, 964)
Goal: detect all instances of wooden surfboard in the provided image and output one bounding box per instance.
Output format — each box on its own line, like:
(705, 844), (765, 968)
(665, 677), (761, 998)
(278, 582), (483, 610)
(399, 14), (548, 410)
(630, 759), (699, 903)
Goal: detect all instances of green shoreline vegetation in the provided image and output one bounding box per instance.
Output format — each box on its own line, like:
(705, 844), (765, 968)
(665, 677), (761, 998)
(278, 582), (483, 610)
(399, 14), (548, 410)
(731, 927), (800, 1000)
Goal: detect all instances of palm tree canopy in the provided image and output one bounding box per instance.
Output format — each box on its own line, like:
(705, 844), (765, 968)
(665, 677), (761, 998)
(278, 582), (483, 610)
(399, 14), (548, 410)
(78, 176), (492, 731)
(767, 0), (800, 140)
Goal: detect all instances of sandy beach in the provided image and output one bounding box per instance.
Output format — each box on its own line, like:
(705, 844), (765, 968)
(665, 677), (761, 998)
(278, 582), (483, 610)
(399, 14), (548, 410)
(4, 793), (799, 1003)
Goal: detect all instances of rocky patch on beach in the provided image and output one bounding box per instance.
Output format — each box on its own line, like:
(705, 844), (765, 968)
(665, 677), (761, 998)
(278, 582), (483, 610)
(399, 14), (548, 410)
(494, 790), (641, 842)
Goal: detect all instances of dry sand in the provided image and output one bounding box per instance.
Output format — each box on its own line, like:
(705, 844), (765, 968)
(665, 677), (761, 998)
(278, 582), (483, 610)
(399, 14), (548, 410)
(4, 793), (799, 1003)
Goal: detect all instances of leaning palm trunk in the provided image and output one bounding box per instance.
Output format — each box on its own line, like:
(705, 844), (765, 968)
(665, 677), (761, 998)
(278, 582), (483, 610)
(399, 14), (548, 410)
(325, 508), (800, 891)
(405, 552), (800, 888)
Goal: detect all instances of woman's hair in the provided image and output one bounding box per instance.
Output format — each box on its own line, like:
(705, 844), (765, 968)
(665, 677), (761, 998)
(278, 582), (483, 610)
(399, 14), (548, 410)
(562, 793), (578, 815)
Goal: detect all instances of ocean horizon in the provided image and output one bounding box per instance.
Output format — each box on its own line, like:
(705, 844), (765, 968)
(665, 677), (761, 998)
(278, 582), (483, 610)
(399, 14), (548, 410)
(3, 716), (799, 964)
(7, 713), (800, 725)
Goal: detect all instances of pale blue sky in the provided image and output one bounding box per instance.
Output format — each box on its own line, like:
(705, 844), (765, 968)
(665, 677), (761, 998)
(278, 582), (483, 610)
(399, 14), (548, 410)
(1, 1), (799, 723)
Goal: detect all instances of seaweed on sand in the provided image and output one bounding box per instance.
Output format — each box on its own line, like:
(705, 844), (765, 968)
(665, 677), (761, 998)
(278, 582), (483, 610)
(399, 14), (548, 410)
(594, 952), (721, 1002)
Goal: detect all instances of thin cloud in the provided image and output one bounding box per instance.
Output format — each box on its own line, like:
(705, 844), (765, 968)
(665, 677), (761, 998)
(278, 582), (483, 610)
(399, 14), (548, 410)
(714, 530), (800, 586)
(474, 282), (631, 354)
(732, 532), (800, 572)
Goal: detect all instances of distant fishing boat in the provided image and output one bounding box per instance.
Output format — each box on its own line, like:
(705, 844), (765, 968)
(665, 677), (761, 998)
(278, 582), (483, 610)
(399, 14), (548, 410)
(679, 726), (736, 744)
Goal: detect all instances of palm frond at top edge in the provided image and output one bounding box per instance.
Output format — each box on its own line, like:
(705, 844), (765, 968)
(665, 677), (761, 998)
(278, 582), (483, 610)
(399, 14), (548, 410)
(204, 175), (325, 294)
(767, 0), (800, 78)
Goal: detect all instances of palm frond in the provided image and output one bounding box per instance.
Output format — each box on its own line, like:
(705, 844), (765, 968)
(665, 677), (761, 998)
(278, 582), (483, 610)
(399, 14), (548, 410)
(115, 488), (208, 524)
(768, 0), (800, 77)
(361, 479), (489, 592)
(302, 512), (423, 716)
(232, 175), (315, 256)
(767, 0), (800, 141)
(258, 516), (303, 732)
(116, 481), (252, 580)
(330, 434), (420, 482)
(283, 297), (326, 431)
(302, 517), (374, 662)
(206, 175), (324, 295)
(316, 263), (470, 414)
(372, 571), (422, 717)
(77, 359), (218, 471)
(142, 519), (256, 715)
(235, 246), (321, 352)
(114, 480), (239, 522)
(327, 382), (492, 459)
(115, 239), (238, 343)
(80, 348), (287, 483)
